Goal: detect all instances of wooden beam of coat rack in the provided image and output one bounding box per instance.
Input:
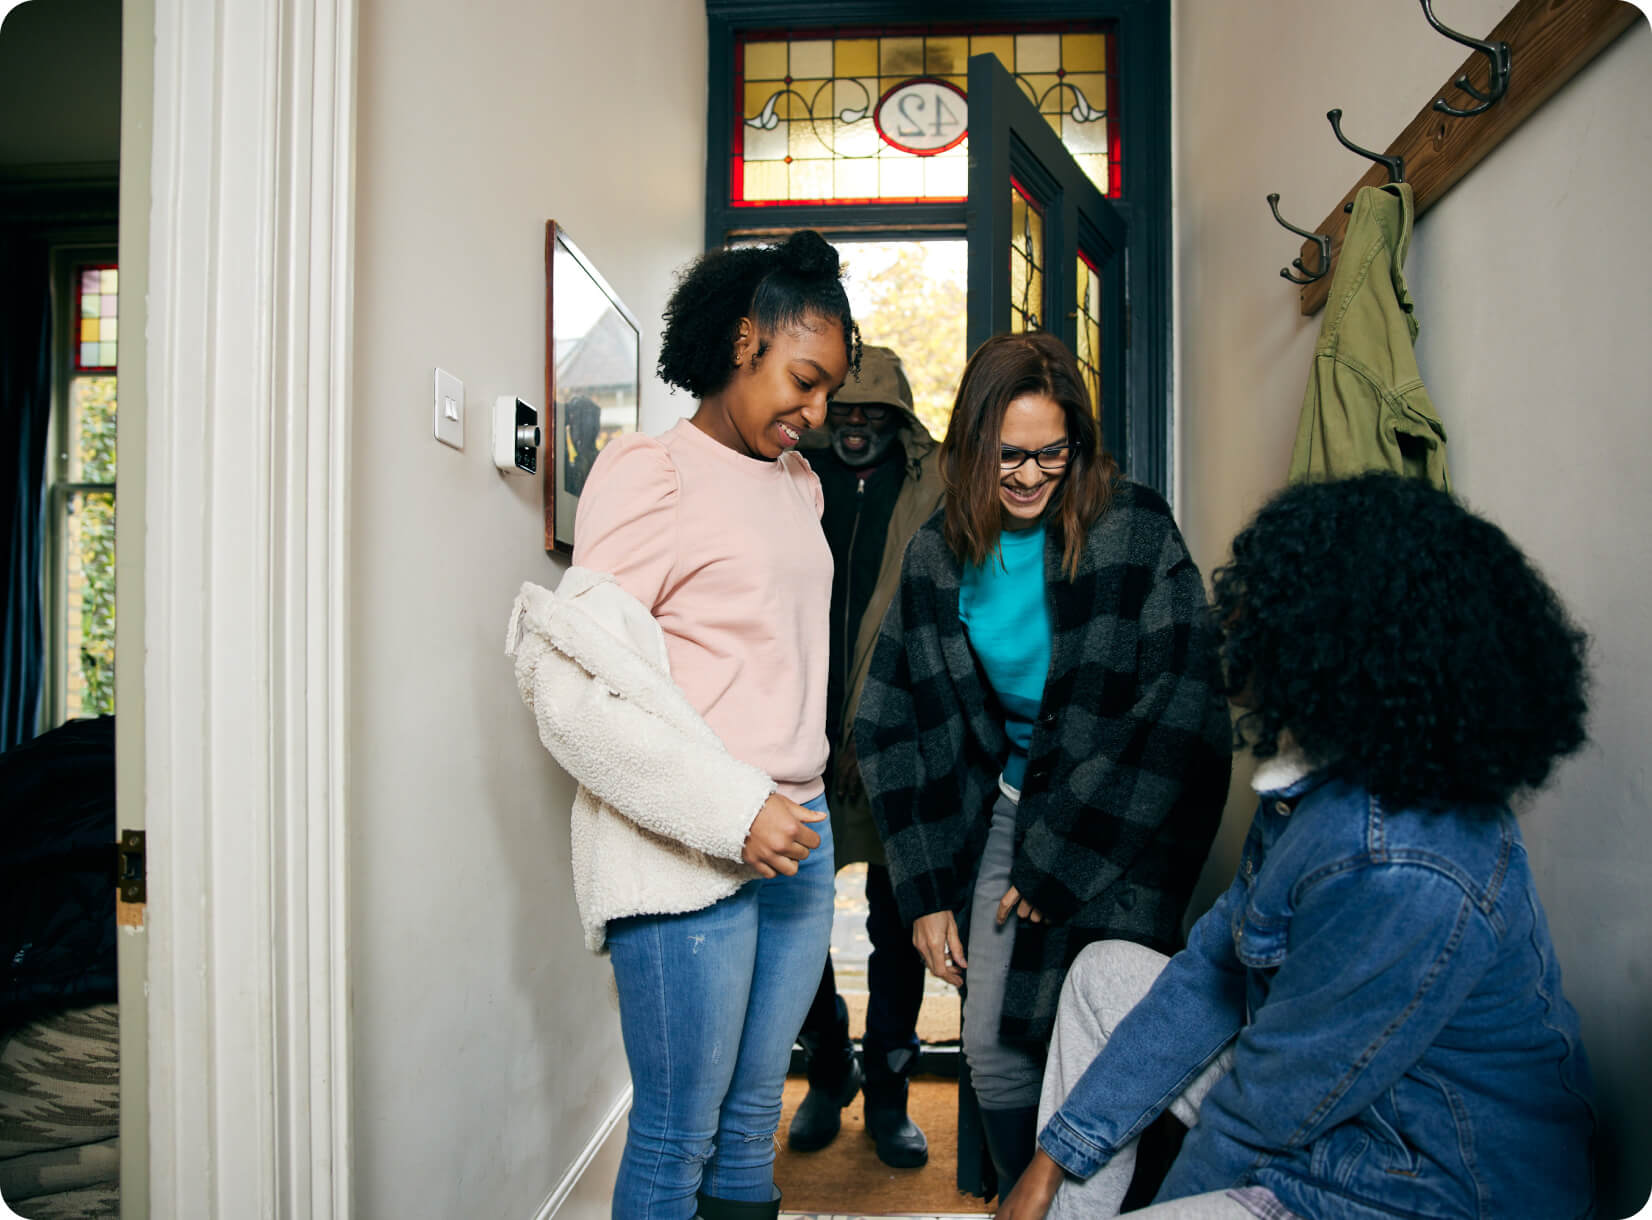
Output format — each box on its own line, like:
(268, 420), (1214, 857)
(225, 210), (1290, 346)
(1298, 0), (1642, 316)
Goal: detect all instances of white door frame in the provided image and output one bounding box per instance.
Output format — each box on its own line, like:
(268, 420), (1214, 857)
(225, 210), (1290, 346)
(143, 0), (356, 1214)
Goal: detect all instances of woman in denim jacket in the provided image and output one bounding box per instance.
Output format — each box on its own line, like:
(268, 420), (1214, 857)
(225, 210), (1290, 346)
(1001, 474), (1597, 1220)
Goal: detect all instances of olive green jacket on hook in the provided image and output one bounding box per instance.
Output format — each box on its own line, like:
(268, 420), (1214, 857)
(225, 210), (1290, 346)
(1289, 182), (1451, 490)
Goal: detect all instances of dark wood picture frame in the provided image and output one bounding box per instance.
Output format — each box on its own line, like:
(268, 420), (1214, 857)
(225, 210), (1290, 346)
(544, 220), (642, 554)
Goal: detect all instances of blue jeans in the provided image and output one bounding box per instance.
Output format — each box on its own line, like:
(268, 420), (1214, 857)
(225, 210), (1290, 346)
(607, 796), (835, 1219)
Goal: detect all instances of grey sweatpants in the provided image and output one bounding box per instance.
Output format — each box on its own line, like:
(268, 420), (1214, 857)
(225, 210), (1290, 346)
(1038, 940), (1297, 1220)
(961, 792), (1045, 1109)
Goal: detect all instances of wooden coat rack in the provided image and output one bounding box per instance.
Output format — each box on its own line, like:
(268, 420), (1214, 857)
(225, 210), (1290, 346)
(1295, 0), (1643, 316)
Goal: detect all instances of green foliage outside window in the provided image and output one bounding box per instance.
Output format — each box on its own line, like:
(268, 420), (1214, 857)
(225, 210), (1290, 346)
(840, 241), (967, 440)
(70, 376), (117, 717)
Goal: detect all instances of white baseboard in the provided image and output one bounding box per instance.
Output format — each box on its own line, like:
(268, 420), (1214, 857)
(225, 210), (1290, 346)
(534, 1086), (632, 1220)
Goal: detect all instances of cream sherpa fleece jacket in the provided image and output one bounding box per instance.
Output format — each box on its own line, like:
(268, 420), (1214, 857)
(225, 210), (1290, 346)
(506, 568), (773, 950)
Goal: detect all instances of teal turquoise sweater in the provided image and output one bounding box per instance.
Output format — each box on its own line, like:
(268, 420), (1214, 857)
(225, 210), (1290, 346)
(959, 523), (1051, 790)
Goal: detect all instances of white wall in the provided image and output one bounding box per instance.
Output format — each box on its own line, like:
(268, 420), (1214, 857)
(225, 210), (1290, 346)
(349, 0), (705, 1214)
(1174, 3), (1651, 1214)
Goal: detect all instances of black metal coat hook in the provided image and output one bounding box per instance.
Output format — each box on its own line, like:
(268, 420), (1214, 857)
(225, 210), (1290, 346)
(1420, 0), (1511, 117)
(1268, 193), (1331, 285)
(1328, 109), (1404, 213)
(1328, 109), (1404, 183)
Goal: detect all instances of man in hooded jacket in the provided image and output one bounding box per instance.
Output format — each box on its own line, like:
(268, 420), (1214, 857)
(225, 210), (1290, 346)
(788, 344), (944, 1169)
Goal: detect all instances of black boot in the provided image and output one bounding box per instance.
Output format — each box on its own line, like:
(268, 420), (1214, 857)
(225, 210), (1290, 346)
(861, 1045), (928, 1168)
(979, 1104), (1040, 1200)
(786, 996), (862, 1152)
(694, 1189), (780, 1220)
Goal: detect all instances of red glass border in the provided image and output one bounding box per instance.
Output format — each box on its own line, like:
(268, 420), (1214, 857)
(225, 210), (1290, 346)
(1010, 174), (1046, 215)
(1106, 30), (1122, 197)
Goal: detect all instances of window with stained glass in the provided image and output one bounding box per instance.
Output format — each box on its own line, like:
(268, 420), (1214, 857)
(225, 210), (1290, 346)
(732, 23), (1119, 207)
(1075, 251), (1103, 417)
(51, 253), (119, 723)
(74, 264), (119, 372)
(1009, 179), (1045, 335)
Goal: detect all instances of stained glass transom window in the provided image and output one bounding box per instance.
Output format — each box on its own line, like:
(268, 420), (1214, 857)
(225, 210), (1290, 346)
(732, 24), (1119, 207)
(1010, 179), (1045, 335)
(74, 265), (118, 372)
(1075, 252), (1103, 417)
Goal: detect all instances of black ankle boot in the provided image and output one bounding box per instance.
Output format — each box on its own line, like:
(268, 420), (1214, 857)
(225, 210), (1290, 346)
(786, 997), (862, 1152)
(694, 1189), (780, 1219)
(862, 1045), (928, 1168)
(979, 1104), (1040, 1200)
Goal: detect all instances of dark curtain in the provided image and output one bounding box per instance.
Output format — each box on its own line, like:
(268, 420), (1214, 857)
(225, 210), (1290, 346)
(0, 233), (53, 752)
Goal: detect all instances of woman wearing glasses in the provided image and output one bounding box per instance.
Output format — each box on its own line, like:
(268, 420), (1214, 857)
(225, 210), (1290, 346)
(854, 332), (1232, 1201)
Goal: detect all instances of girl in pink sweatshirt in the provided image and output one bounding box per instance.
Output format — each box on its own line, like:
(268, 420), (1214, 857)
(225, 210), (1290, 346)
(573, 230), (858, 1220)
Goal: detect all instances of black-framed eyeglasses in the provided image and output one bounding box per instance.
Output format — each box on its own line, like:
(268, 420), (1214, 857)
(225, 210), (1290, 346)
(1000, 441), (1075, 471)
(827, 401), (894, 422)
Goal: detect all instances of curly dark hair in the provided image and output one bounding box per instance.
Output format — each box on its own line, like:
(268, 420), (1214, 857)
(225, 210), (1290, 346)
(657, 230), (861, 398)
(1212, 474), (1589, 808)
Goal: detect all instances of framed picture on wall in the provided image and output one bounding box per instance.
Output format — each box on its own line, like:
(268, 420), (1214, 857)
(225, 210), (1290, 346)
(544, 220), (641, 553)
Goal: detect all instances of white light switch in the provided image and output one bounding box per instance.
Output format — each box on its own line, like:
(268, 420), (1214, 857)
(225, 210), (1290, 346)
(434, 367), (464, 449)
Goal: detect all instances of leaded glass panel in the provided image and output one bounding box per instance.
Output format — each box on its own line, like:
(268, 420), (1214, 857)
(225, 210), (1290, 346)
(732, 24), (1119, 206)
(74, 264), (118, 371)
(1075, 252), (1103, 417)
(1010, 181), (1045, 335)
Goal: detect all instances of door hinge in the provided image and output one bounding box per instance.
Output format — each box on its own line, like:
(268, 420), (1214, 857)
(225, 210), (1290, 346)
(116, 829), (146, 905)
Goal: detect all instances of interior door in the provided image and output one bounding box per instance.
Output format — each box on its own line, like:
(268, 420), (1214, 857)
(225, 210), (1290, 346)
(967, 52), (1129, 463)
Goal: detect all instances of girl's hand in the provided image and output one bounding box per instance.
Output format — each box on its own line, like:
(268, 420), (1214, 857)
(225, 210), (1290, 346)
(913, 910), (967, 987)
(996, 884), (1045, 926)
(997, 1149), (1063, 1220)
(742, 793), (826, 877)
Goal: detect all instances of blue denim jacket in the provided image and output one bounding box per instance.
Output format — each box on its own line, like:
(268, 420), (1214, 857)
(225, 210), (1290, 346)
(1040, 768), (1597, 1219)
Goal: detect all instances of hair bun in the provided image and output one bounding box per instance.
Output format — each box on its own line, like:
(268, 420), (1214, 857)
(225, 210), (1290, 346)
(777, 229), (840, 279)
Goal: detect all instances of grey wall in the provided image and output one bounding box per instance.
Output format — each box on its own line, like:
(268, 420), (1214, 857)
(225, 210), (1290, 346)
(348, 0), (705, 1213)
(0, 0), (121, 170)
(1173, 2), (1651, 1213)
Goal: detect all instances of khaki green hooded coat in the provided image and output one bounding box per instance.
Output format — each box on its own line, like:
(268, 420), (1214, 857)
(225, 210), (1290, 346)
(1289, 182), (1450, 489)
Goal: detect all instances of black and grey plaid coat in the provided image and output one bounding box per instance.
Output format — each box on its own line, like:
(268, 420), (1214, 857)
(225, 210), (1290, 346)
(853, 480), (1232, 1045)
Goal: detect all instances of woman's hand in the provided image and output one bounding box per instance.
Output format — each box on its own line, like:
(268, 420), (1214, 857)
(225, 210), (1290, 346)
(912, 910), (967, 987)
(742, 793), (826, 877)
(997, 884), (1045, 926)
(996, 1149), (1064, 1220)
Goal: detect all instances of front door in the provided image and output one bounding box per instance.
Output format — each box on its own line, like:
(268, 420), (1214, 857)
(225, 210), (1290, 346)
(967, 52), (1130, 460)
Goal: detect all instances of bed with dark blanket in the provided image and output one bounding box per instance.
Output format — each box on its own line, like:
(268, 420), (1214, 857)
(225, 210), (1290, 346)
(0, 717), (119, 1218)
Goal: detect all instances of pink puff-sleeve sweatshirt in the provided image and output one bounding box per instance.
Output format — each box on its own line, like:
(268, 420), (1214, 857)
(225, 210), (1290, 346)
(572, 419), (833, 804)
